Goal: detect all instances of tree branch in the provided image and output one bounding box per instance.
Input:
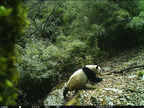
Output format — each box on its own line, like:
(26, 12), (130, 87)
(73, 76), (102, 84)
(26, 0), (41, 12)
(103, 65), (144, 75)
(28, 1), (63, 37)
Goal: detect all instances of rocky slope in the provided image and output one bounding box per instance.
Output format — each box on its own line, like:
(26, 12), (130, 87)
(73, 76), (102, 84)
(44, 45), (144, 106)
(73, 46), (144, 106)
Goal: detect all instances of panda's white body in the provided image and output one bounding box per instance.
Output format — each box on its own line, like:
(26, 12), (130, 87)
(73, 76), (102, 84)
(66, 68), (87, 91)
(63, 65), (102, 98)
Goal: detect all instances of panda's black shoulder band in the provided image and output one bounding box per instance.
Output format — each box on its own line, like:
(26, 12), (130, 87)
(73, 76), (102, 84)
(82, 66), (96, 82)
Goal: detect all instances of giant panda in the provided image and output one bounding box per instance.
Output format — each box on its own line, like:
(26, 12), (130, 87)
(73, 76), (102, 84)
(63, 65), (102, 98)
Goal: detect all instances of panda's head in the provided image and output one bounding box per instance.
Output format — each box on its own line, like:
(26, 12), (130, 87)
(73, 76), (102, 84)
(85, 65), (102, 78)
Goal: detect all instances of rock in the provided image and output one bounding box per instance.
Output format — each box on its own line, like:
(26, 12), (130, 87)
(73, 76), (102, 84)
(44, 83), (66, 106)
(44, 88), (65, 106)
(128, 75), (137, 78)
(102, 67), (110, 72)
(104, 88), (123, 94)
(142, 75), (144, 80)
(140, 100), (144, 106)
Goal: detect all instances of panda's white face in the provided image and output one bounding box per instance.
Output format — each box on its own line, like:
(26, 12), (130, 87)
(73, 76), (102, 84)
(85, 65), (102, 78)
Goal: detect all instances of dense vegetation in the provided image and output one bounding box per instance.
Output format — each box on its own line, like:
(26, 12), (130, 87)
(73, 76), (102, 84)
(0, 0), (27, 105)
(1, 0), (143, 105)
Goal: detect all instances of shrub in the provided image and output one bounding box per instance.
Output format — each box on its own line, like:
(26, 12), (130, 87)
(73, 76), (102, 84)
(97, 1), (144, 50)
(16, 35), (100, 103)
(16, 38), (60, 102)
(56, 35), (100, 70)
(98, 9), (132, 49)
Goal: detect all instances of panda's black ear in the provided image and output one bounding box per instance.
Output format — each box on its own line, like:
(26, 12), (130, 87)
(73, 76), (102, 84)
(96, 65), (98, 69)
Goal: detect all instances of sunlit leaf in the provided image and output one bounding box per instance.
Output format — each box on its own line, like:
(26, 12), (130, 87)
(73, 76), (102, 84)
(0, 6), (12, 17)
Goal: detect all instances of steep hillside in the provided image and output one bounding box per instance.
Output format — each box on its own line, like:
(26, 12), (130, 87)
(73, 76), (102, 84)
(68, 45), (144, 106)
(46, 46), (144, 106)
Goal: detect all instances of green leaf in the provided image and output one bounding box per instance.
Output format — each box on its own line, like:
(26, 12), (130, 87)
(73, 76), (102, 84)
(5, 79), (13, 87)
(0, 97), (3, 102)
(137, 71), (144, 77)
(0, 6), (12, 17)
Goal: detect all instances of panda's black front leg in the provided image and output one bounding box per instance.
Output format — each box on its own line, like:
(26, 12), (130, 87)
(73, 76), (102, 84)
(63, 87), (68, 99)
(93, 78), (103, 83)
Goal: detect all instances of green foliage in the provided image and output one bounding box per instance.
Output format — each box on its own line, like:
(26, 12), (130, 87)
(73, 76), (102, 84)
(137, 71), (144, 77)
(0, 6), (12, 18)
(93, 1), (144, 50)
(16, 38), (60, 102)
(56, 35), (99, 68)
(0, 0), (27, 105)
(88, 1), (119, 25)
(24, 0), (65, 41)
(127, 16), (144, 30)
(16, 33), (100, 103)
(62, 2), (80, 23)
(98, 9), (132, 49)
(111, 0), (139, 16)
(108, 9), (130, 29)
(17, 0), (144, 104)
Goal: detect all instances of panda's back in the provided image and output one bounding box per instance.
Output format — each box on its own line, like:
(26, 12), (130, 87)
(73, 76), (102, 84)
(66, 69), (87, 91)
